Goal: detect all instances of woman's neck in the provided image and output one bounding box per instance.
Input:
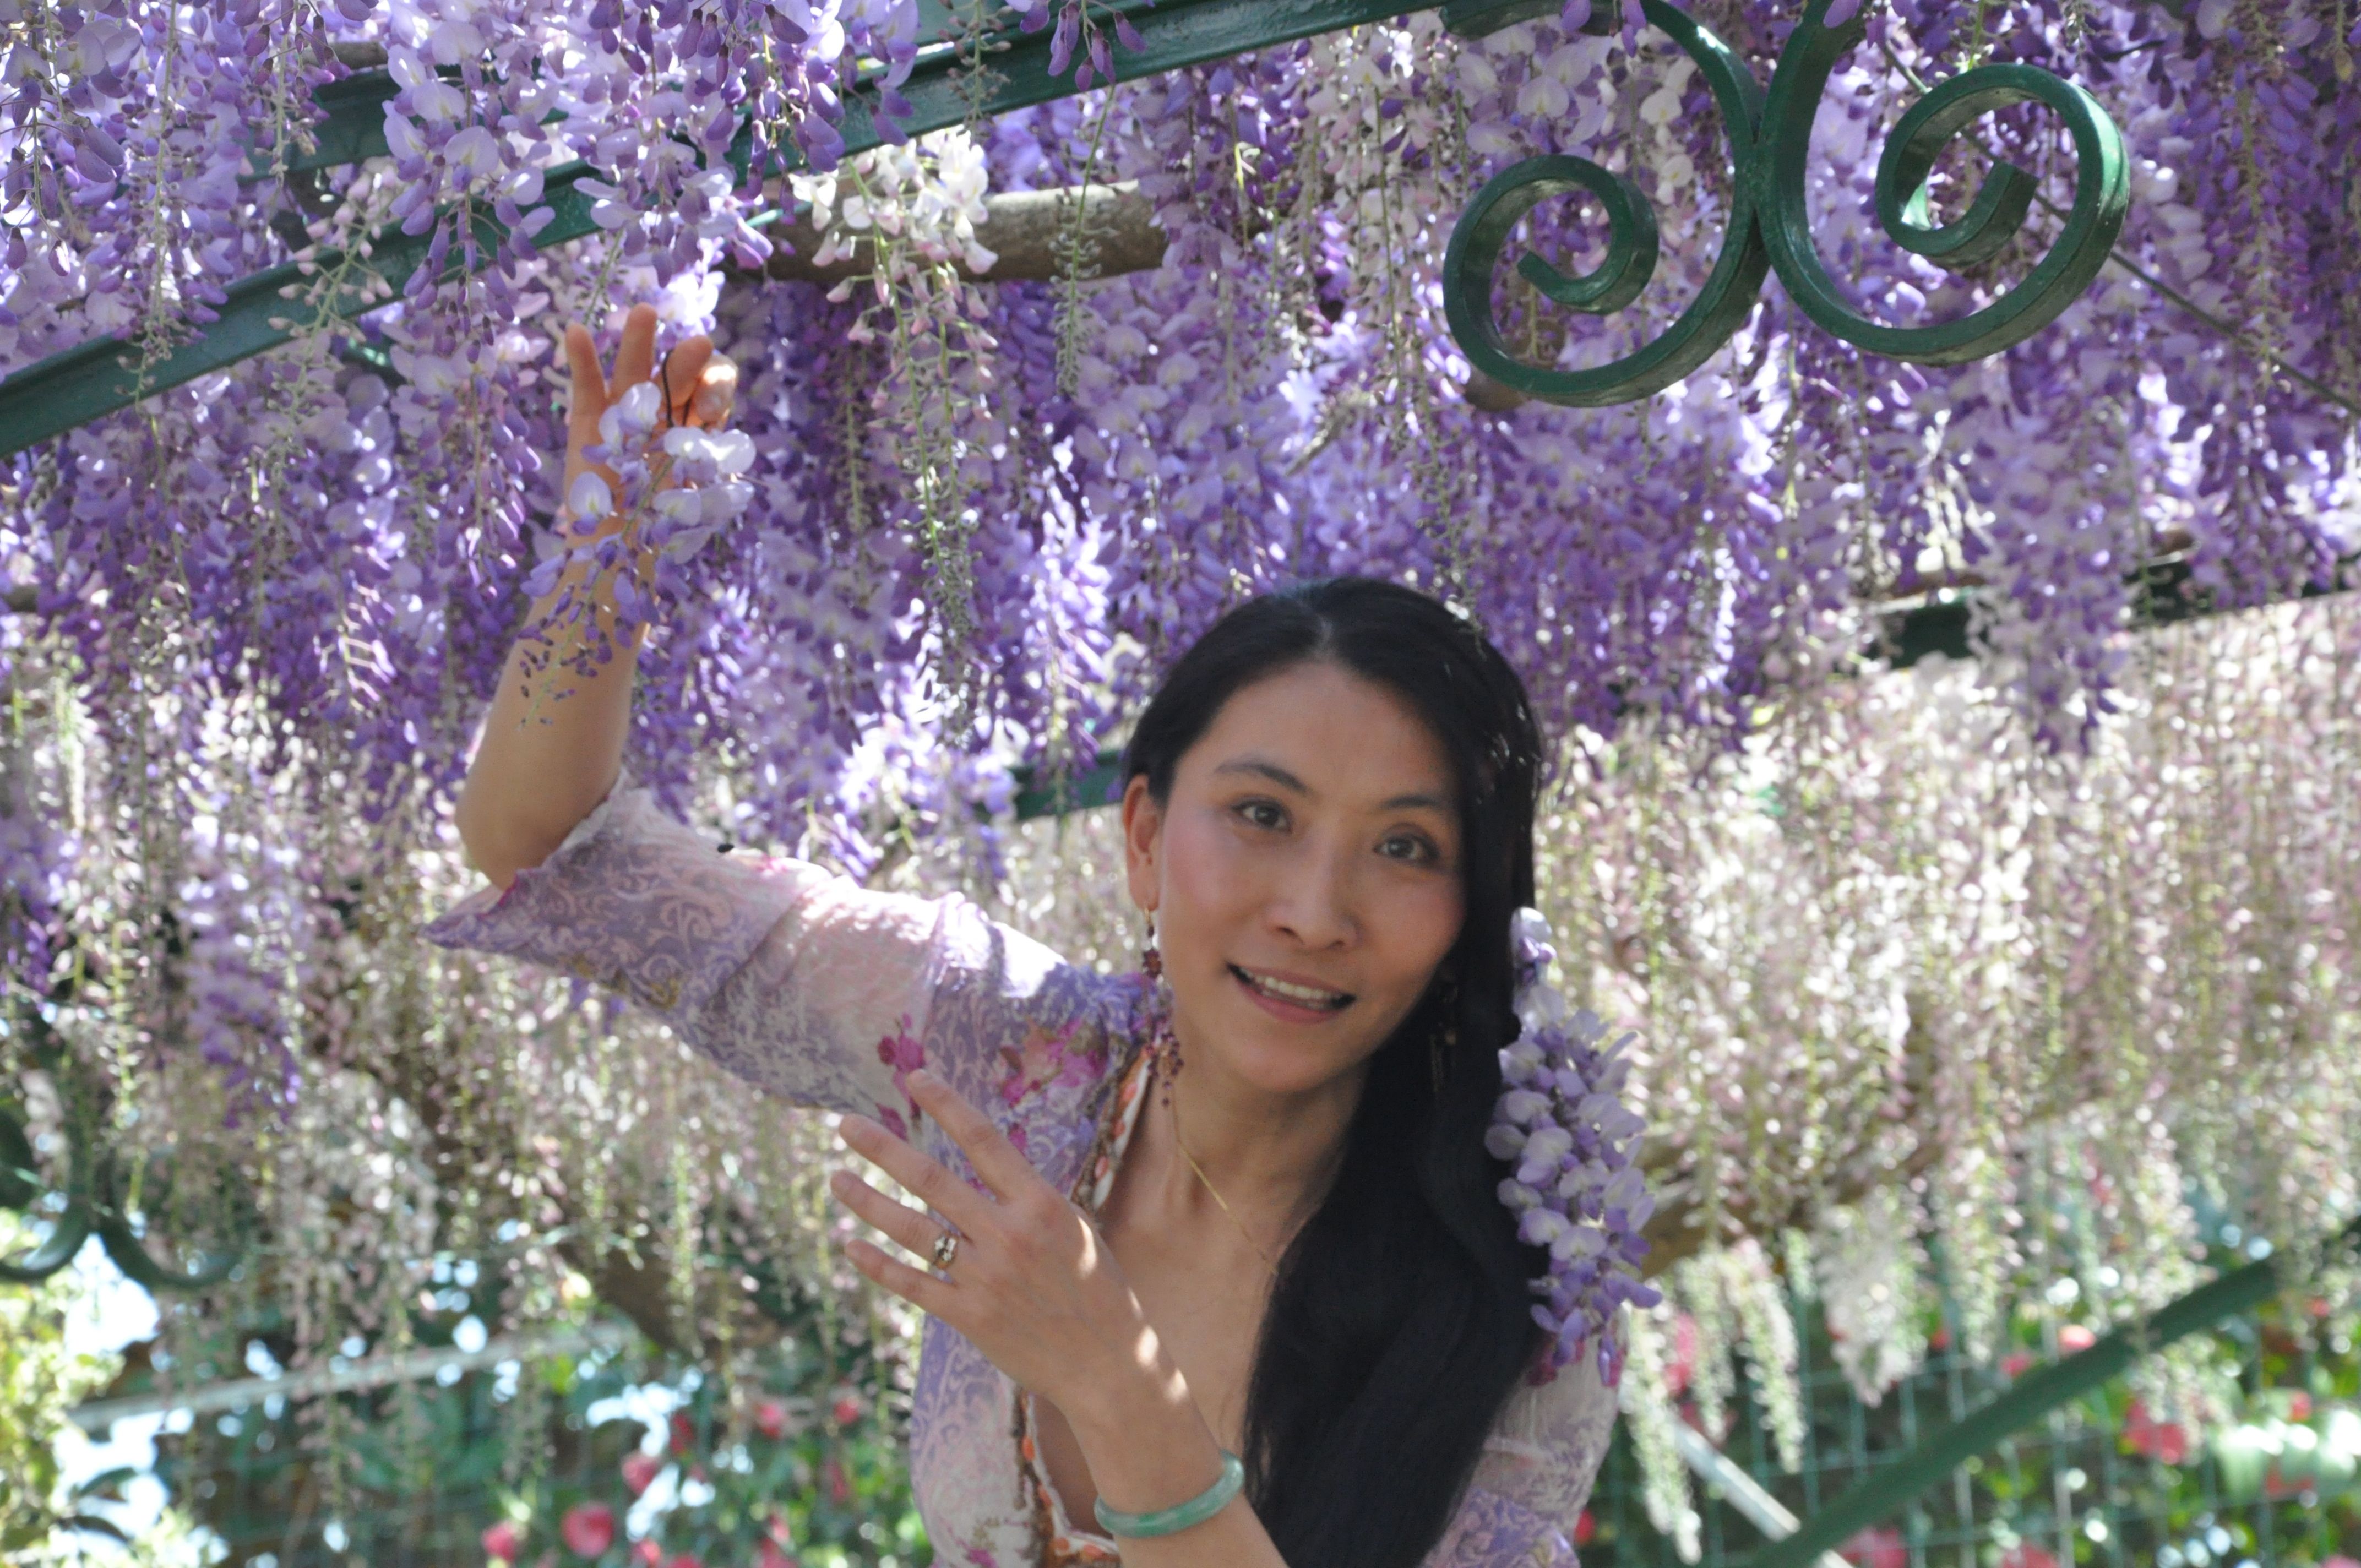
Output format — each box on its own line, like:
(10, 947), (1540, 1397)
(1134, 1036), (1363, 1249)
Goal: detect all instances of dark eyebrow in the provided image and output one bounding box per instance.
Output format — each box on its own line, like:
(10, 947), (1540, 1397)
(1212, 759), (1309, 793)
(1212, 760), (1454, 817)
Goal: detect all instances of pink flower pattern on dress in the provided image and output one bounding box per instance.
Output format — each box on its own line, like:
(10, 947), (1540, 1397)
(877, 1014), (927, 1133)
(997, 1019), (1106, 1109)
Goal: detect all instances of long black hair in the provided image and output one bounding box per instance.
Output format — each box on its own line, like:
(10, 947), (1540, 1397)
(1119, 576), (1549, 1568)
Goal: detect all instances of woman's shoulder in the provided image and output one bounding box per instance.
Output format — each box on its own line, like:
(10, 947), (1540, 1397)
(1477, 1354), (1618, 1497)
(910, 894), (1153, 1179)
(1429, 1354), (1620, 1566)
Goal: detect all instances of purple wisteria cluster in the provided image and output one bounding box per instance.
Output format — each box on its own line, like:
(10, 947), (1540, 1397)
(0, 2), (2357, 1108)
(1487, 909), (1661, 1384)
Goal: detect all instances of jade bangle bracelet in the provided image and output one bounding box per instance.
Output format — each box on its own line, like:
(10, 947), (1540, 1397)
(1092, 1450), (1247, 1539)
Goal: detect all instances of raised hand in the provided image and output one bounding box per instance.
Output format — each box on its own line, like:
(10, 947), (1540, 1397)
(830, 1070), (1181, 1419)
(558, 302), (739, 532)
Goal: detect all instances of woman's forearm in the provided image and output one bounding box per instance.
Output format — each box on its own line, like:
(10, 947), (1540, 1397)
(451, 531), (650, 889)
(451, 311), (731, 889)
(1065, 1372), (1290, 1568)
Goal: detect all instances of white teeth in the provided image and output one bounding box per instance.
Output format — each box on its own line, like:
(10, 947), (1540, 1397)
(1238, 968), (1348, 1008)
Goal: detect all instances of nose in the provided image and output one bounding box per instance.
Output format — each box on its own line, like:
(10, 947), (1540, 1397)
(1265, 832), (1358, 950)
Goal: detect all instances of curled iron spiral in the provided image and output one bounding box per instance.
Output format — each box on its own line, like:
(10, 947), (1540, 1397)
(1442, 0), (2130, 406)
(2, 1023), (251, 1292)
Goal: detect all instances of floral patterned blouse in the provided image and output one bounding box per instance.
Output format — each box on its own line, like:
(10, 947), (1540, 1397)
(427, 780), (1618, 1568)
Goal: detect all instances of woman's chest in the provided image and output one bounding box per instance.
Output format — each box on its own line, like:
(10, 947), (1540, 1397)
(1030, 1234), (1272, 1525)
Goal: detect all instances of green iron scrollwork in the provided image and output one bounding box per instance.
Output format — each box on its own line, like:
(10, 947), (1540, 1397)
(1, 1100), (251, 1292)
(2, 1023), (252, 1293)
(1442, 0), (2131, 404)
(1445, 1), (1770, 406)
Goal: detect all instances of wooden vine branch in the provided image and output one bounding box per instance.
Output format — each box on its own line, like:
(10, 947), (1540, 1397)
(754, 181), (1167, 287)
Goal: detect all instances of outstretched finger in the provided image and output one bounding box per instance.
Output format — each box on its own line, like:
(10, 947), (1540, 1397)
(837, 1112), (995, 1237)
(689, 356), (738, 429)
(830, 1168), (955, 1265)
(843, 1237), (958, 1318)
(611, 302), (660, 391)
(659, 336), (715, 427)
(562, 323), (608, 441)
(904, 1070), (1043, 1205)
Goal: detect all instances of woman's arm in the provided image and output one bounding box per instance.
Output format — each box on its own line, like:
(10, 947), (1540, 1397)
(1057, 1367), (1290, 1568)
(834, 1070), (1292, 1568)
(452, 302), (737, 889)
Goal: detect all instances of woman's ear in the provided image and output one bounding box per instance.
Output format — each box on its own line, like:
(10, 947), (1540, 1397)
(1120, 773), (1162, 916)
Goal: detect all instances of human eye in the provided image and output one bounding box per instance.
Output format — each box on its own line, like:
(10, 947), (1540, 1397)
(1232, 798), (1289, 832)
(1379, 829), (1441, 865)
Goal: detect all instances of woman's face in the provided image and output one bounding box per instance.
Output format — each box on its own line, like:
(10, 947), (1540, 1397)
(1122, 660), (1465, 1098)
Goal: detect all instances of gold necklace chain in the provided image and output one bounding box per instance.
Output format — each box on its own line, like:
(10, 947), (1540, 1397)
(1167, 1091), (1280, 1271)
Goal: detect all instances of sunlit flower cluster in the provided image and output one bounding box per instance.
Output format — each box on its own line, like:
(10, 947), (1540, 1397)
(1489, 909), (1663, 1384)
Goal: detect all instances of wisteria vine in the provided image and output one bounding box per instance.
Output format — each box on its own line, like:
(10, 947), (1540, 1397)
(0, 0), (2357, 1527)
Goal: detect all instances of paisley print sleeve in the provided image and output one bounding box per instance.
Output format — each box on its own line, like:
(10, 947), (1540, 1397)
(426, 777), (1010, 1120)
(1429, 1352), (1622, 1567)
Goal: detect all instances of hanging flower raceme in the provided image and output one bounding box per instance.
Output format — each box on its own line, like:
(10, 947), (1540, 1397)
(1488, 908), (1661, 1383)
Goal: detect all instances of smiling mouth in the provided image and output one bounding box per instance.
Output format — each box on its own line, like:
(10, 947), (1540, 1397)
(1229, 965), (1356, 1012)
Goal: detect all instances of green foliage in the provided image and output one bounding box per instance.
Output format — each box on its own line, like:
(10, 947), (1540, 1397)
(0, 1215), (122, 1554)
(132, 1261), (926, 1567)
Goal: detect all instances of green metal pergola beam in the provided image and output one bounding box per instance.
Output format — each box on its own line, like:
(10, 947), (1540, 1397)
(0, 0), (2140, 455)
(0, 0), (1422, 458)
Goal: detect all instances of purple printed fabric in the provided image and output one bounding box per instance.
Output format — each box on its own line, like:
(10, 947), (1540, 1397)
(427, 782), (1619, 1566)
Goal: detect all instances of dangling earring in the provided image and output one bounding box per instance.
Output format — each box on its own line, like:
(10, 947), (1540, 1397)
(1143, 913), (1181, 1102)
(1429, 973), (1460, 1096)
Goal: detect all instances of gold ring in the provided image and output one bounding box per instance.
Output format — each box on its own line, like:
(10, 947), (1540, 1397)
(931, 1231), (960, 1270)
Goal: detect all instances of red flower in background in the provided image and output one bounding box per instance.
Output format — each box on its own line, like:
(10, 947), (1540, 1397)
(1662, 1314), (1699, 1399)
(561, 1504), (616, 1559)
(621, 1451), (664, 1496)
(666, 1555), (703, 1568)
(824, 1455), (852, 1505)
(2120, 1398), (2190, 1464)
(632, 1543), (662, 1567)
(1839, 1525), (1907, 1568)
(2000, 1352), (2036, 1379)
(757, 1545), (796, 1568)
(668, 1411), (696, 1455)
(482, 1521), (524, 1562)
(833, 1392), (863, 1427)
(1998, 1544), (2058, 1568)
(1573, 1510), (1597, 1548)
(2058, 1324), (2096, 1353)
(754, 1398), (791, 1439)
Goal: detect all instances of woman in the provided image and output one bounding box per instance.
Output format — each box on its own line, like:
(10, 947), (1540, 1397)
(434, 306), (1648, 1568)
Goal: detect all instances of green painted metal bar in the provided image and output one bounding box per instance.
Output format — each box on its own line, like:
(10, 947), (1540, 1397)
(1882, 549), (2361, 669)
(1, 1019), (251, 1292)
(0, 0), (1416, 456)
(1740, 1218), (2361, 1568)
(1011, 745), (1125, 820)
(0, 163), (605, 456)
(0, 0), (2133, 453)
(286, 70), (404, 175)
(1444, 0), (1771, 406)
